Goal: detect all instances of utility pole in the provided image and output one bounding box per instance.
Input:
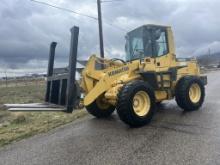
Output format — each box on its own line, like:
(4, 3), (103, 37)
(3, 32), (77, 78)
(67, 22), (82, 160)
(208, 48), (211, 56)
(4, 70), (8, 87)
(97, 0), (105, 58)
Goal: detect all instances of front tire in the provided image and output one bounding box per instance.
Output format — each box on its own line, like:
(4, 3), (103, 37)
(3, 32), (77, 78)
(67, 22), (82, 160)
(175, 76), (205, 111)
(116, 80), (156, 127)
(86, 96), (115, 118)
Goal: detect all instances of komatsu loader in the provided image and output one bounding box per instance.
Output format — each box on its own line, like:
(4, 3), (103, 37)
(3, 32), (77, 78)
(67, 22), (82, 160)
(6, 25), (207, 127)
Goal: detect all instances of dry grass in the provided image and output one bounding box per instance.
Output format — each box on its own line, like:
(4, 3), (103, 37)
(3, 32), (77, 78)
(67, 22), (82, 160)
(0, 83), (87, 147)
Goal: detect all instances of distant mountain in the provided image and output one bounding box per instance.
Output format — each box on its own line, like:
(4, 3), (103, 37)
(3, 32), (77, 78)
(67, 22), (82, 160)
(197, 52), (220, 66)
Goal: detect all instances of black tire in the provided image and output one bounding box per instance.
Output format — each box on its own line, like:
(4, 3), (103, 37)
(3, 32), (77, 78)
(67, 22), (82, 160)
(175, 76), (205, 111)
(116, 80), (156, 127)
(156, 101), (162, 106)
(86, 97), (115, 118)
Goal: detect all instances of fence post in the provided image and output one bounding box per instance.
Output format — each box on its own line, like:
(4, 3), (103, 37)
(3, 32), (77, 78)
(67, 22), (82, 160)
(4, 71), (8, 87)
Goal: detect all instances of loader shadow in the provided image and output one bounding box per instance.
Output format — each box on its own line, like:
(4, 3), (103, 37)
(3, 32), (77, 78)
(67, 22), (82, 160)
(155, 100), (194, 116)
(87, 101), (201, 131)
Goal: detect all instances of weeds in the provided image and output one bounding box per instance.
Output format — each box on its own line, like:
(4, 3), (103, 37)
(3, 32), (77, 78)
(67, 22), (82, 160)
(0, 83), (87, 147)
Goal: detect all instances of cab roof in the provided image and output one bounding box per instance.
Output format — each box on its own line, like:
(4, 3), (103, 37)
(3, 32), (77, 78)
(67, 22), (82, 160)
(127, 24), (171, 35)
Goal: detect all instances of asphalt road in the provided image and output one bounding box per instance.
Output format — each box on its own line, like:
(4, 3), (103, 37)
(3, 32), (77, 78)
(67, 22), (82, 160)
(1, 71), (220, 165)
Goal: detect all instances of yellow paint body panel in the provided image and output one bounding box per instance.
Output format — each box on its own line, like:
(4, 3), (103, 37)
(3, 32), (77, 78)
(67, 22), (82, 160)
(80, 26), (202, 106)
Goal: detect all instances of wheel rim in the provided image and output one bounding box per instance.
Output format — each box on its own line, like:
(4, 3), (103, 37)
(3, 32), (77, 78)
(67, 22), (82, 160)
(133, 91), (150, 117)
(189, 83), (201, 103)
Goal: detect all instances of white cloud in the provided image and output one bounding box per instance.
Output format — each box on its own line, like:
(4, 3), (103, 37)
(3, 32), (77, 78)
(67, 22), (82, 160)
(0, 0), (220, 76)
(193, 41), (220, 56)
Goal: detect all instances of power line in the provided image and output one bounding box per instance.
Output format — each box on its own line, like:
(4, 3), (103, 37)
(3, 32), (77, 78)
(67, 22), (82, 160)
(30, 0), (127, 32)
(104, 20), (127, 32)
(30, 0), (98, 20)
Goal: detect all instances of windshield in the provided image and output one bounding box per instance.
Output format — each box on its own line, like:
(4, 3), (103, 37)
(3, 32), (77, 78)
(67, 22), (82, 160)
(125, 27), (153, 61)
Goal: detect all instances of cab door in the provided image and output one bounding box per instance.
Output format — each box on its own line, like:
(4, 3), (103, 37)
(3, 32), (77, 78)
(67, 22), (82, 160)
(153, 29), (171, 72)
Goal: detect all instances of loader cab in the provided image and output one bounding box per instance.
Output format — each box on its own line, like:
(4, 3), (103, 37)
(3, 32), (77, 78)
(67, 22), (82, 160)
(125, 25), (174, 62)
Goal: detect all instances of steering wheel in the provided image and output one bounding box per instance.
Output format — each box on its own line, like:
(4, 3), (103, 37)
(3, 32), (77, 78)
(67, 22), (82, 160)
(110, 58), (126, 64)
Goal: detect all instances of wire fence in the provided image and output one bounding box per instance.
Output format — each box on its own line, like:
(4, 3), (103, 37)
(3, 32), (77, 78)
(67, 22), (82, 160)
(0, 71), (46, 88)
(0, 78), (45, 88)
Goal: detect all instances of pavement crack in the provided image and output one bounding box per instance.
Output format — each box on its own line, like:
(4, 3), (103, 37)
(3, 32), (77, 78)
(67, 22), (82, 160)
(160, 121), (218, 130)
(150, 124), (199, 135)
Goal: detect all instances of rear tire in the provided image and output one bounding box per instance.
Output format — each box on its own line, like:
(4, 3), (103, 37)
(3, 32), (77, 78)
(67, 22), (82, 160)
(116, 80), (156, 127)
(175, 76), (205, 111)
(86, 97), (115, 118)
(156, 101), (162, 106)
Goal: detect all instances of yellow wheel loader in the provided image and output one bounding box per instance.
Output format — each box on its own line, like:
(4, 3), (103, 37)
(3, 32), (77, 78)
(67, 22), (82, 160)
(80, 24), (207, 127)
(6, 25), (207, 127)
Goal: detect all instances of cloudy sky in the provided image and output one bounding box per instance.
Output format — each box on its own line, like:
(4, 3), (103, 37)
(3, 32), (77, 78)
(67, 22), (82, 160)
(0, 0), (220, 77)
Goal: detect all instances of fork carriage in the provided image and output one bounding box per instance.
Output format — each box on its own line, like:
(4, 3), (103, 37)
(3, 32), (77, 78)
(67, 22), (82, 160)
(6, 26), (81, 112)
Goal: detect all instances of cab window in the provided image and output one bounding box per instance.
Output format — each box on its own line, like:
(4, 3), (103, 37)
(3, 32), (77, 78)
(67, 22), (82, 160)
(131, 37), (144, 58)
(154, 30), (168, 56)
